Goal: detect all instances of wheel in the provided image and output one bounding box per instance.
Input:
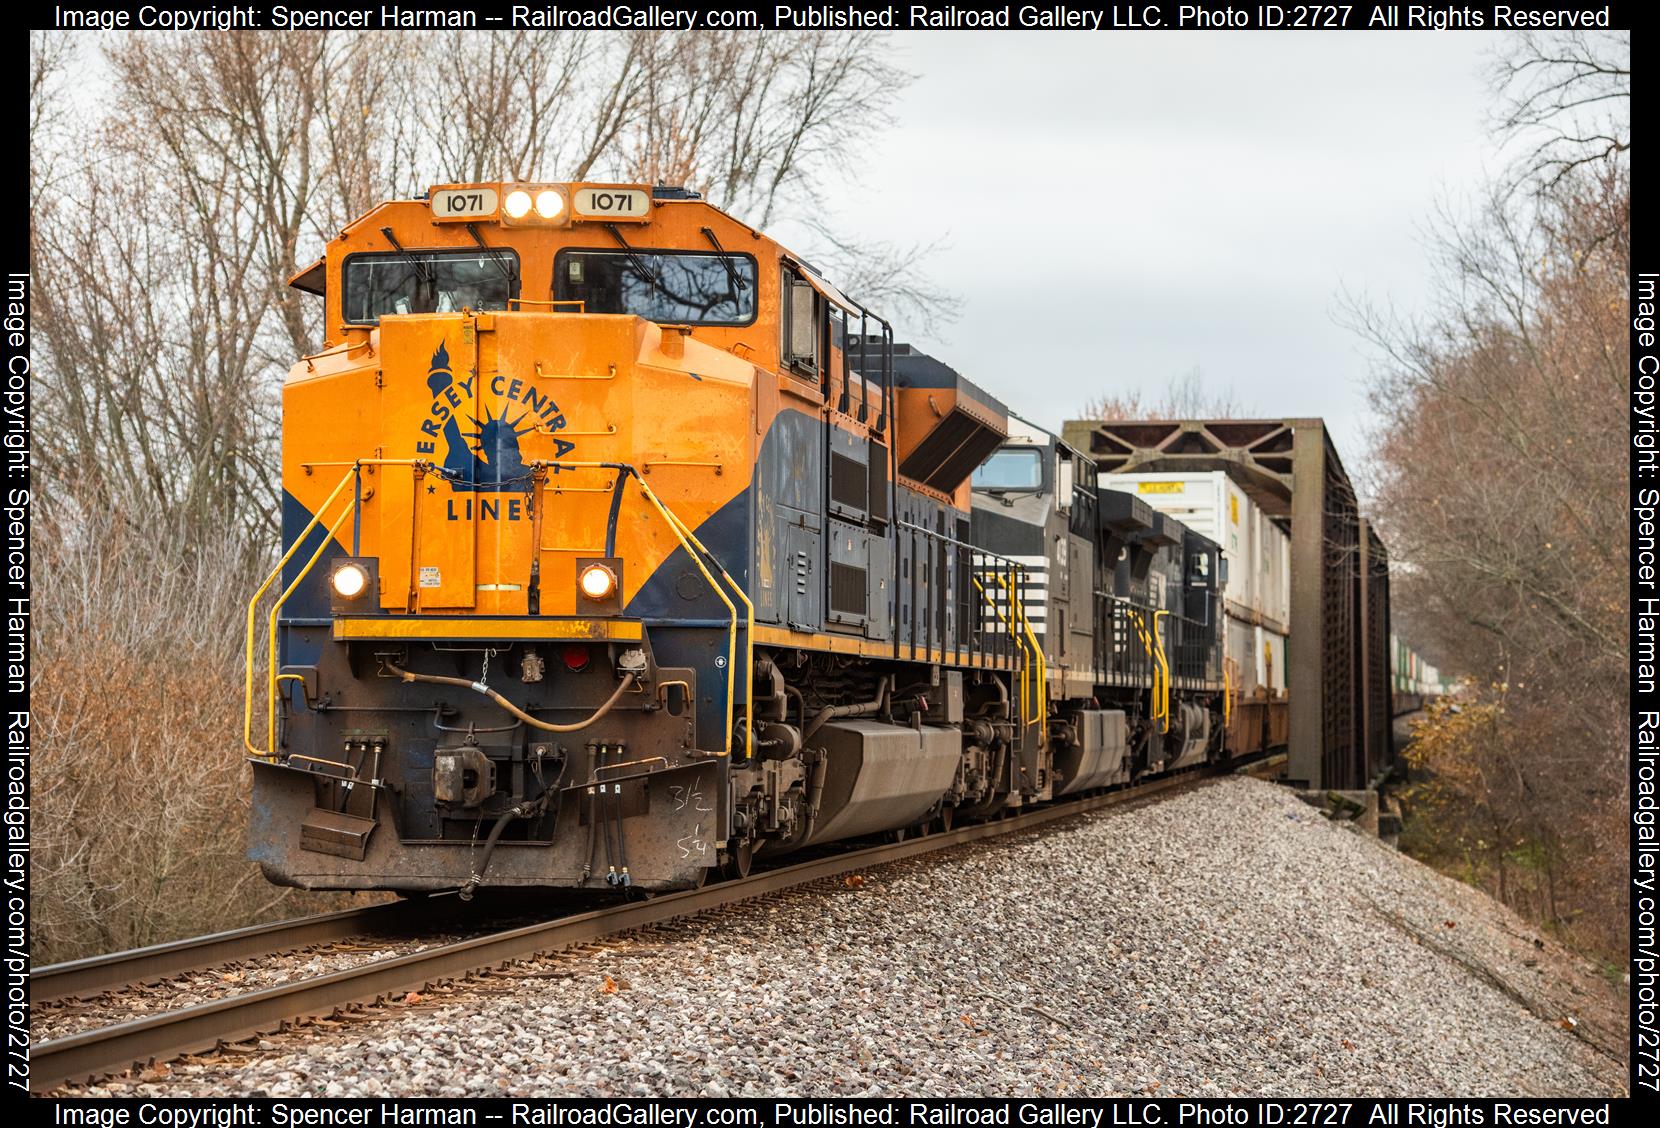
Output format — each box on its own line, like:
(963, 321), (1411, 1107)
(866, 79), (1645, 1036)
(720, 839), (755, 880)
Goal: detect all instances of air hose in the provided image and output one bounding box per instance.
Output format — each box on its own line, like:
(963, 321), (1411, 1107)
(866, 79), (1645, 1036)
(458, 792), (550, 901)
(384, 659), (636, 733)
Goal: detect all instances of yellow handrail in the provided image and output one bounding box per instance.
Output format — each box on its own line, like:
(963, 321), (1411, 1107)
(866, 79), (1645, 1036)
(1127, 608), (1169, 735)
(523, 459), (749, 759)
(514, 459), (750, 760)
(997, 572), (1047, 732)
(244, 465), (357, 756)
(247, 459), (433, 758)
(969, 573), (1022, 723)
(644, 487), (756, 763)
(265, 505), (355, 755)
(970, 573), (1041, 734)
(1152, 609), (1171, 733)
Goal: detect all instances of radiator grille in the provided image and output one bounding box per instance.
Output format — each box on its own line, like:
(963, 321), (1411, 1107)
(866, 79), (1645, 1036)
(868, 443), (890, 526)
(830, 452), (868, 515)
(830, 562), (867, 616)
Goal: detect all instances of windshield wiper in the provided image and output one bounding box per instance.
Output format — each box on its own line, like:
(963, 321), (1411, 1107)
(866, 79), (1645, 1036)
(700, 226), (746, 296)
(605, 224), (660, 291)
(466, 223), (518, 287)
(379, 227), (434, 288)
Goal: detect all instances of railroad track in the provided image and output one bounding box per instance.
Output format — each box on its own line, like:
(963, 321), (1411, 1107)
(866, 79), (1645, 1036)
(32, 753), (1285, 1093)
(34, 902), (432, 1005)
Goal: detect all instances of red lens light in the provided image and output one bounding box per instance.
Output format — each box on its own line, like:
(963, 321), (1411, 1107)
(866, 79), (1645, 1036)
(562, 643), (591, 672)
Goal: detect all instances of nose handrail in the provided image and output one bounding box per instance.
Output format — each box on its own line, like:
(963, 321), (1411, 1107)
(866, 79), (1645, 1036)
(525, 459), (751, 763)
(246, 457), (755, 765)
(245, 459), (434, 758)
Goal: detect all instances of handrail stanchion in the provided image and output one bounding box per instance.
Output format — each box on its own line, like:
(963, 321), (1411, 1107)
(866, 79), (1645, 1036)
(244, 467), (357, 757)
(266, 504), (356, 754)
(247, 459), (432, 758)
(1152, 609), (1172, 733)
(645, 482), (755, 764)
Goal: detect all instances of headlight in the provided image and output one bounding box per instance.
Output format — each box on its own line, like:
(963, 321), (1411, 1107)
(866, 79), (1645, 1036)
(503, 189), (533, 219)
(578, 563), (618, 601)
(331, 561), (370, 600)
(535, 189), (565, 219)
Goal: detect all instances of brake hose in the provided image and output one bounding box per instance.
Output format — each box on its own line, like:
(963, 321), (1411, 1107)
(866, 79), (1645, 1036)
(384, 659), (636, 733)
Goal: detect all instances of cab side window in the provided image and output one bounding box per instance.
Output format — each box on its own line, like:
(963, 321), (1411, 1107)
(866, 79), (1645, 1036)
(782, 267), (820, 378)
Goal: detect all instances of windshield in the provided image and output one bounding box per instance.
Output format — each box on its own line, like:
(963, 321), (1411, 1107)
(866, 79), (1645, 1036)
(343, 250), (518, 323)
(555, 249), (757, 325)
(972, 448), (1043, 491)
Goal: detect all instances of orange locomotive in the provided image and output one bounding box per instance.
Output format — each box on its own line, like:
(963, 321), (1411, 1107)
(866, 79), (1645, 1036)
(248, 180), (1065, 895)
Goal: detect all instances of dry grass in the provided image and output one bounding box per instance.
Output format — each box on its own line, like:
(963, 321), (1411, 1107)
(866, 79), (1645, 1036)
(30, 504), (350, 964)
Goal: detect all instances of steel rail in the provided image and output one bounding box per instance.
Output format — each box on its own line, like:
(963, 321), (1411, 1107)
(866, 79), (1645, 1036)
(32, 901), (443, 1004)
(33, 754), (1285, 1092)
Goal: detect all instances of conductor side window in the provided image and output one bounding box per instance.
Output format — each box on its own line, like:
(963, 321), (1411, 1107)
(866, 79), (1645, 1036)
(972, 448), (1042, 491)
(342, 250), (519, 324)
(1188, 552), (1212, 587)
(556, 249), (757, 326)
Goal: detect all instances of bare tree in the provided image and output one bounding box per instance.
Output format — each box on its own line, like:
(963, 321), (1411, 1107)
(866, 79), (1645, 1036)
(1346, 161), (1629, 956)
(1489, 30), (1629, 194)
(1337, 28), (1632, 958)
(419, 31), (625, 185)
(1079, 365), (1252, 422)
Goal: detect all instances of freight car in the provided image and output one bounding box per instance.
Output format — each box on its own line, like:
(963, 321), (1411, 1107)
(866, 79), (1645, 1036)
(1389, 633), (1448, 716)
(245, 180), (1231, 896)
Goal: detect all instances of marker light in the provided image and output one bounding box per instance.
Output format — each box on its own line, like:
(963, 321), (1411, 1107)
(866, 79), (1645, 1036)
(578, 563), (618, 601)
(331, 561), (370, 600)
(562, 643), (591, 672)
(503, 189), (533, 219)
(535, 189), (565, 219)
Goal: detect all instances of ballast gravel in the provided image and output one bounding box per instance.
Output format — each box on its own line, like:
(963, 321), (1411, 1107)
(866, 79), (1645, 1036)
(54, 777), (1627, 1097)
(33, 933), (476, 1042)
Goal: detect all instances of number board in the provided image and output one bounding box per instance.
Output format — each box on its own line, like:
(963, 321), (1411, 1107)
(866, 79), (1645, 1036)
(429, 186), (499, 222)
(572, 186), (652, 223)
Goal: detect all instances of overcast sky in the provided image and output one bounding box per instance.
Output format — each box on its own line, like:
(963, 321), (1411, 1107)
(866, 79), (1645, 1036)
(778, 31), (1507, 477)
(55, 29), (1506, 479)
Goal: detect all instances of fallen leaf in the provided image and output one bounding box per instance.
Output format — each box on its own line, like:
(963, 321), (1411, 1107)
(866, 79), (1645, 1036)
(1559, 1017), (1578, 1030)
(843, 874), (865, 888)
(959, 1014), (975, 1028)
(602, 975), (618, 995)
(402, 992), (423, 1004)
(1443, 920), (1457, 929)
(1342, 1039), (1355, 1050)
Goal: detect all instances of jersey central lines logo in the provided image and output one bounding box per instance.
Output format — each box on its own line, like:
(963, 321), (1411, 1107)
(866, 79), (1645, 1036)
(414, 339), (578, 496)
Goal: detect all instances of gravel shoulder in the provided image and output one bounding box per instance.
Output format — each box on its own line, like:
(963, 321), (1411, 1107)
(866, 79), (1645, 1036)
(53, 776), (1628, 1098)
